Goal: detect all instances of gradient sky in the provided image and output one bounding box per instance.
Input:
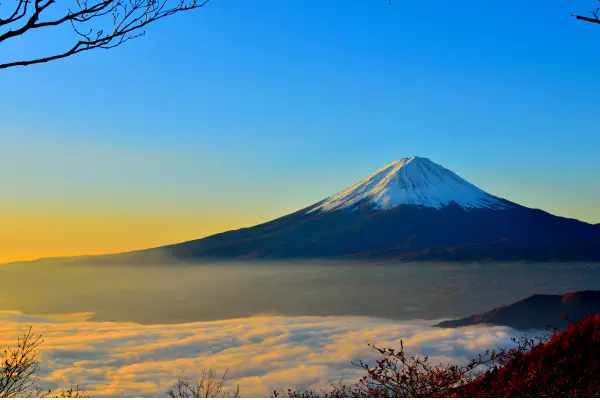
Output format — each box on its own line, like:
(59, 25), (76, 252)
(1, 0), (599, 262)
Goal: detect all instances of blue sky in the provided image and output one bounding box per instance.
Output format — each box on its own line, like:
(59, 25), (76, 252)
(1, 0), (599, 260)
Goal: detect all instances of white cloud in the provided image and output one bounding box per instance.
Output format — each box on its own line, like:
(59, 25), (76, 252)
(0, 311), (522, 397)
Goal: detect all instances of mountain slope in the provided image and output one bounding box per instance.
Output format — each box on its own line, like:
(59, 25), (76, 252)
(435, 290), (600, 330)
(11, 156), (600, 265)
(454, 313), (600, 397)
(146, 202), (598, 262)
(141, 157), (599, 263)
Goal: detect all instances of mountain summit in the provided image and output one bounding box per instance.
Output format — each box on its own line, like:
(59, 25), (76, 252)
(310, 156), (510, 213)
(19, 157), (600, 265)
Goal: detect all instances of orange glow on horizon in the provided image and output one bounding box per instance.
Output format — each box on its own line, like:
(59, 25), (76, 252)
(0, 209), (272, 263)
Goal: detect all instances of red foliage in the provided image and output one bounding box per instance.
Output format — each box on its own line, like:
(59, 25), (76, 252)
(277, 315), (600, 398)
(454, 313), (600, 397)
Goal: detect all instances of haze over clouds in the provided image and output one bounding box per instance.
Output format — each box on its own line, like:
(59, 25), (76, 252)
(0, 311), (525, 397)
(3, 262), (600, 326)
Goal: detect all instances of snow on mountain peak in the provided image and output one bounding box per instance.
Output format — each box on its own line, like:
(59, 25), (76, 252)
(309, 156), (510, 213)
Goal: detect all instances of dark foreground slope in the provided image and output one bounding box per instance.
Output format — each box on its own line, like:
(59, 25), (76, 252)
(454, 314), (600, 397)
(435, 290), (600, 330)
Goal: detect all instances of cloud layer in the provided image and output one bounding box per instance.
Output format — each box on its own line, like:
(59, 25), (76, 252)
(0, 311), (523, 397)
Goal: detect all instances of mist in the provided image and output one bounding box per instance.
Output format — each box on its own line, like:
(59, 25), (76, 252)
(2, 260), (600, 324)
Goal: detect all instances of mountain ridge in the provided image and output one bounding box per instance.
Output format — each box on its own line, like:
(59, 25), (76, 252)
(5, 157), (600, 265)
(434, 290), (600, 330)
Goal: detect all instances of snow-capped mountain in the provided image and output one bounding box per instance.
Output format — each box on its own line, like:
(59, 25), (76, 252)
(309, 156), (510, 212)
(20, 156), (600, 265)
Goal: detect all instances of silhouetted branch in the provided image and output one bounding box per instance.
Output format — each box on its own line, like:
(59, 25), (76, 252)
(168, 369), (241, 398)
(0, 327), (89, 398)
(572, 2), (600, 25)
(0, 0), (210, 69)
(0, 327), (42, 397)
(572, 14), (600, 24)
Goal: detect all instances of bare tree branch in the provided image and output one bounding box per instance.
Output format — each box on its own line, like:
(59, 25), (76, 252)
(0, 327), (89, 398)
(0, 327), (42, 398)
(0, 0), (210, 69)
(573, 13), (600, 24)
(573, 1), (600, 25)
(168, 369), (241, 398)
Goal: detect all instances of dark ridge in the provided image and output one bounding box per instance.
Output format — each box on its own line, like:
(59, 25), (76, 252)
(434, 290), (600, 330)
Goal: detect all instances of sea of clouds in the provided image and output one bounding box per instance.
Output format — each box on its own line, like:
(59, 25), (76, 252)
(0, 310), (524, 397)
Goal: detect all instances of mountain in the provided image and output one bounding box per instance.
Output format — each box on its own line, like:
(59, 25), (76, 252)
(434, 290), (600, 330)
(11, 156), (600, 265)
(137, 156), (599, 263)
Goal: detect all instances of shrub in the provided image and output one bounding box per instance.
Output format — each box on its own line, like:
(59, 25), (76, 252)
(0, 327), (88, 398)
(454, 314), (600, 397)
(281, 315), (600, 398)
(168, 369), (241, 398)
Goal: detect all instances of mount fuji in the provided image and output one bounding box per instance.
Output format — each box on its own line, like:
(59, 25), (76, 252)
(97, 155), (598, 264)
(21, 156), (600, 265)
